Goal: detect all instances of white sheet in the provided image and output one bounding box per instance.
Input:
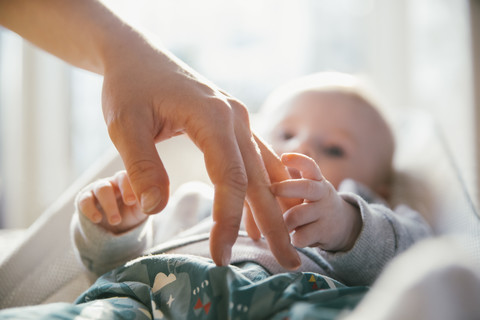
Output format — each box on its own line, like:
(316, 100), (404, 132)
(344, 236), (480, 320)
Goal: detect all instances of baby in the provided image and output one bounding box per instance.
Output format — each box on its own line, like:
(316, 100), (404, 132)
(71, 72), (431, 287)
(258, 72), (396, 253)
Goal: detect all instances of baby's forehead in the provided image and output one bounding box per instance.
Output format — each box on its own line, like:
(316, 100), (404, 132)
(284, 90), (380, 121)
(285, 90), (393, 145)
(261, 87), (392, 139)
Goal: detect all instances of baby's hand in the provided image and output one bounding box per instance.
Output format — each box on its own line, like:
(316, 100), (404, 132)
(76, 170), (148, 234)
(271, 153), (362, 252)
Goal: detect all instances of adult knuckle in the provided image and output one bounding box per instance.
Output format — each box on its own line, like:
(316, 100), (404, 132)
(222, 217), (242, 233)
(105, 108), (141, 140)
(207, 97), (233, 118)
(224, 164), (248, 193)
(125, 159), (158, 181)
(105, 109), (126, 135)
(231, 100), (250, 124)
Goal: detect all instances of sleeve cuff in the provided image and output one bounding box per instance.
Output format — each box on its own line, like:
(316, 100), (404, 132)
(71, 210), (151, 276)
(319, 192), (396, 286)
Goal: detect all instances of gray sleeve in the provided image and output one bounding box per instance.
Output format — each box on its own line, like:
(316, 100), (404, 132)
(319, 192), (432, 286)
(70, 203), (156, 277)
(70, 181), (213, 278)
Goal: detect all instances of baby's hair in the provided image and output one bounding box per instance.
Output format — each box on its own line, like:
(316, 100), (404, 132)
(258, 72), (391, 137)
(261, 72), (381, 114)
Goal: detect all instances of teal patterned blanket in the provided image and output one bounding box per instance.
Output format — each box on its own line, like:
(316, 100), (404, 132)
(0, 254), (367, 319)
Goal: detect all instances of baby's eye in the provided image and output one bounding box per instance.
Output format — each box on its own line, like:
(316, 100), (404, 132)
(323, 146), (345, 158)
(281, 131), (294, 140)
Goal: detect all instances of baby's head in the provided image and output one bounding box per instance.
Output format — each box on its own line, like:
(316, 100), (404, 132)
(260, 72), (395, 199)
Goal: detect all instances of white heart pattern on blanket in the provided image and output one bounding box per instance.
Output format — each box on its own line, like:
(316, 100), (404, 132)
(153, 272), (177, 293)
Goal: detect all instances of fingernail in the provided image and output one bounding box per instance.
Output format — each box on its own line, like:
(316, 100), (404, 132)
(110, 215), (121, 225)
(92, 213), (102, 223)
(125, 195), (137, 206)
(141, 187), (161, 213)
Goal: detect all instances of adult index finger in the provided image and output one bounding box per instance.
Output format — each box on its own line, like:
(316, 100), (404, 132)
(237, 120), (300, 270)
(199, 120), (247, 266)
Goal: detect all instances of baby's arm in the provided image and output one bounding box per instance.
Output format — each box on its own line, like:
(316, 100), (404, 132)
(76, 170), (147, 234)
(270, 153), (362, 252)
(71, 170), (154, 276)
(72, 173), (216, 277)
(272, 154), (431, 286)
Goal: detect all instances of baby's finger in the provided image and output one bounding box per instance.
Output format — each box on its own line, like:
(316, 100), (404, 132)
(77, 191), (103, 223)
(281, 153), (323, 181)
(93, 180), (122, 225)
(283, 202), (320, 232)
(271, 179), (330, 202)
(290, 221), (324, 248)
(114, 171), (137, 206)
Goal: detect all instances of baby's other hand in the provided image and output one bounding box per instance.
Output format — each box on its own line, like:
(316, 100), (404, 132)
(271, 153), (362, 252)
(76, 170), (148, 234)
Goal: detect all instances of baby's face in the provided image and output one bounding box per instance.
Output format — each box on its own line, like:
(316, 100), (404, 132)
(268, 91), (394, 193)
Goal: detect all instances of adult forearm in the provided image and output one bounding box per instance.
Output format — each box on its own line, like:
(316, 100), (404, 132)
(0, 0), (144, 75)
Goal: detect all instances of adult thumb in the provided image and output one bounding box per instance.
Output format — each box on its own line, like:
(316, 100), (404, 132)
(110, 126), (170, 215)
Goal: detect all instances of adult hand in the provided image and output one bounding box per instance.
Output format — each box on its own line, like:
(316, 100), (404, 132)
(0, 0), (300, 269)
(243, 135), (303, 241)
(102, 43), (300, 269)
